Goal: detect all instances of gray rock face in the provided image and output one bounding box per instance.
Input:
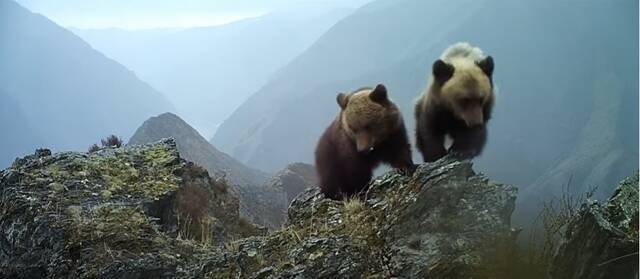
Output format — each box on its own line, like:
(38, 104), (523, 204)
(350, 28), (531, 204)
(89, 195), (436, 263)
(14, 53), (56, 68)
(0, 139), (260, 278)
(0, 148), (519, 278)
(254, 162), (319, 229)
(198, 157), (518, 278)
(550, 174), (639, 279)
(269, 162), (318, 204)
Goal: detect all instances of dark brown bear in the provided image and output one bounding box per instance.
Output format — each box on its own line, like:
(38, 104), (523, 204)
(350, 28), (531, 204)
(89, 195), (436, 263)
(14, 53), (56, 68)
(315, 84), (414, 199)
(415, 42), (495, 162)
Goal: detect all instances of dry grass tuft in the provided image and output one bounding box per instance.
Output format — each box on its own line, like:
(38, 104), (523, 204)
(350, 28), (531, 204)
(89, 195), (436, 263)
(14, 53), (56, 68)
(526, 176), (595, 274)
(101, 135), (123, 148)
(175, 184), (215, 245)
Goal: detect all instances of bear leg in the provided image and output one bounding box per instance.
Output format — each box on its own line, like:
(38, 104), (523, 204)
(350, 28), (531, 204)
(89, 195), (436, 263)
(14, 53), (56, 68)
(450, 126), (487, 159)
(417, 125), (447, 162)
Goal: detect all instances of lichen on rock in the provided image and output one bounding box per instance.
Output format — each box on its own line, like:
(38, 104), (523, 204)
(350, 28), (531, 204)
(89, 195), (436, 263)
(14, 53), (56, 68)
(1, 145), (521, 278)
(0, 139), (260, 278)
(197, 156), (519, 278)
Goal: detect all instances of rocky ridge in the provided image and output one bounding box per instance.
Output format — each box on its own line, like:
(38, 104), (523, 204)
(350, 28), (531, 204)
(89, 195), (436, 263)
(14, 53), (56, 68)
(0, 139), (260, 278)
(3, 140), (636, 278)
(0, 145), (519, 278)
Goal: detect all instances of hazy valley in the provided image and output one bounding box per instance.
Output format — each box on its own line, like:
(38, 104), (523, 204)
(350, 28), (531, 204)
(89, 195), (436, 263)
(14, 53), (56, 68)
(0, 0), (637, 277)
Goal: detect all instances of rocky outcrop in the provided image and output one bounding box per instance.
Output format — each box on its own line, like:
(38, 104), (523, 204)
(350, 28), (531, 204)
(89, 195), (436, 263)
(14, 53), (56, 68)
(129, 113), (277, 229)
(199, 157), (519, 278)
(268, 162), (318, 204)
(0, 144), (518, 278)
(249, 163), (318, 229)
(550, 173), (639, 279)
(0, 139), (260, 278)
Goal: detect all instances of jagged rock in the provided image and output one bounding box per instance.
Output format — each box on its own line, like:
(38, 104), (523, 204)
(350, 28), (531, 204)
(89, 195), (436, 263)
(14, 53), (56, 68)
(0, 139), (260, 278)
(251, 163), (319, 229)
(550, 173), (639, 279)
(270, 163), (318, 203)
(0, 147), (517, 278)
(199, 157), (518, 278)
(128, 113), (279, 229)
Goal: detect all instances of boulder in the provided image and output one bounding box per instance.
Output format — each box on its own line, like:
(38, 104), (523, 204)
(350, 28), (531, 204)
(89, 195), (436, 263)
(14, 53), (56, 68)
(0, 139), (260, 278)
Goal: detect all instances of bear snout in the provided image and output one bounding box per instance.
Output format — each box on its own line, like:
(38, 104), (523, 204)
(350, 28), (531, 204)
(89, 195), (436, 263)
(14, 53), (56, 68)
(355, 135), (375, 154)
(356, 144), (375, 154)
(358, 146), (375, 155)
(463, 109), (484, 127)
(464, 118), (484, 128)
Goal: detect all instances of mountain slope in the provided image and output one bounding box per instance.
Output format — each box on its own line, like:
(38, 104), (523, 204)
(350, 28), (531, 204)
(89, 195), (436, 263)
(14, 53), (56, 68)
(128, 113), (267, 188)
(212, 0), (638, 219)
(0, 0), (173, 163)
(73, 5), (355, 137)
(0, 91), (42, 167)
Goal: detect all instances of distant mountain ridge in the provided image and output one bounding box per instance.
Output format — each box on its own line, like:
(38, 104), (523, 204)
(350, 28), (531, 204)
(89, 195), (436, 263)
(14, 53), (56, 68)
(73, 6), (355, 137)
(0, 0), (173, 167)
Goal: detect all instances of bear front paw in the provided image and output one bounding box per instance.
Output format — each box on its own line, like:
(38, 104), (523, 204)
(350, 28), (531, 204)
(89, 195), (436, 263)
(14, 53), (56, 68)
(449, 149), (480, 159)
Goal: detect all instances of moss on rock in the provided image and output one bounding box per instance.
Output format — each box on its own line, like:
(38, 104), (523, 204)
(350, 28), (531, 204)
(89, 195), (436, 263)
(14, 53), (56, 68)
(0, 139), (259, 278)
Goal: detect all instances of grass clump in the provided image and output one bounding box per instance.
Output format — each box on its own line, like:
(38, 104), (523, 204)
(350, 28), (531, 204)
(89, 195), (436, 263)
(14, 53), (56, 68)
(87, 134), (123, 153)
(101, 135), (123, 148)
(175, 184), (215, 245)
(483, 177), (596, 279)
(222, 194), (396, 276)
(66, 205), (170, 272)
(525, 178), (595, 276)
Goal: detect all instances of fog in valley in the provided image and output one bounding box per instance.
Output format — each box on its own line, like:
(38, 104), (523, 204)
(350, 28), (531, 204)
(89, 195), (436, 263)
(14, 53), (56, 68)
(0, 0), (638, 277)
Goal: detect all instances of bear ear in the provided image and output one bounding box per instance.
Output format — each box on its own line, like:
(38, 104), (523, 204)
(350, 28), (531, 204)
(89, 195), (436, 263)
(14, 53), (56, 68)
(476, 56), (494, 78)
(336, 93), (349, 109)
(433, 59), (454, 84)
(369, 84), (388, 104)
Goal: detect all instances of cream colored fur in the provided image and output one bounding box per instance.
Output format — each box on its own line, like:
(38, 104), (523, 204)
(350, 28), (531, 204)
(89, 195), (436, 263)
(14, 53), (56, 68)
(417, 42), (494, 126)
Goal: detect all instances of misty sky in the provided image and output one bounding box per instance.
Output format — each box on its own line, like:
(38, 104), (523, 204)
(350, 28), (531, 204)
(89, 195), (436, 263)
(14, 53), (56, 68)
(14, 0), (373, 29)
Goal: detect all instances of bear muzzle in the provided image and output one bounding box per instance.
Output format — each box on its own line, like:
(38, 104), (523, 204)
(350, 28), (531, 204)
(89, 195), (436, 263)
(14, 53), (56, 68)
(355, 136), (375, 154)
(464, 118), (484, 128)
(462, 109), (484, 128)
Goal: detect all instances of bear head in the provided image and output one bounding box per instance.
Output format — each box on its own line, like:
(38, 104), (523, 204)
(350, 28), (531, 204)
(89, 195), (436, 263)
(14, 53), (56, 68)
(431, 55), (494, 127)
(336, 84), (402, 153)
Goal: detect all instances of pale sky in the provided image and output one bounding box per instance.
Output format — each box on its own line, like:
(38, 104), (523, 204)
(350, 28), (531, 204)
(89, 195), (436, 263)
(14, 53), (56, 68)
(14, 0), (373, 30)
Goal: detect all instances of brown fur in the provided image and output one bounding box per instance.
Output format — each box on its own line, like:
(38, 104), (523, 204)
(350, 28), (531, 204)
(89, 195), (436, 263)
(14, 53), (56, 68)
(315, 84), (414, 199)
(415, 46), (495, 162)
